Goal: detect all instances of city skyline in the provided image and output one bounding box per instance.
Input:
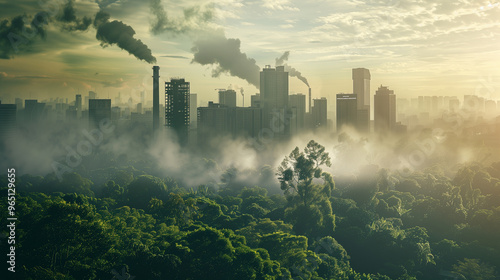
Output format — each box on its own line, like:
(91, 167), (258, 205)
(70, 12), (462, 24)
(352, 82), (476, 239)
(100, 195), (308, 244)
(1, 0), (500, 106)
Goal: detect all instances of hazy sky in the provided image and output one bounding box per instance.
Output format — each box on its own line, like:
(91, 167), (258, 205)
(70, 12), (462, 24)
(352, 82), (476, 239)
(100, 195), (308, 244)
(1, 0), (500, 107)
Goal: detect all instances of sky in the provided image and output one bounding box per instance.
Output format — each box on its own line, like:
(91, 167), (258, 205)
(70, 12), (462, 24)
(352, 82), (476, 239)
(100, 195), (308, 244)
(1, 0), (500, 108)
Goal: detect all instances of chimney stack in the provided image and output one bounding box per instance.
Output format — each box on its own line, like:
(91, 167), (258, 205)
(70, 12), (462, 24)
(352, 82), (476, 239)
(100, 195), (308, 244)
(153, 66), (160, 131)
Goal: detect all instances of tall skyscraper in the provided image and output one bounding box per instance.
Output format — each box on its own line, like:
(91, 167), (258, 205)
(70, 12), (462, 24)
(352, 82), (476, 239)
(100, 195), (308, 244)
(165, 78), (190, 144)
(75, 94), (82, 111)
(260, 65), (289, 109)
(190, 93), (198, 129)
(260, 65), (290, 138)
(218, 89), (237, 107)
(289, 94), (306, 133)
(312, 98), (328, 129)
(352, 68), (370, 131)
(374, 85), (396, 132)
(153, 66), (160, 131)
(89, 99), (111, 128)
(336, 94), (357, 131)
(0, 102), (17, 141)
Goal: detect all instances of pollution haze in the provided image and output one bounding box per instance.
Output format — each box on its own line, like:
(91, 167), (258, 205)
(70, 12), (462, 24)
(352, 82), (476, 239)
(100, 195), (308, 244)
(1, 0), (500, 103)
(3, 1), (500, 280)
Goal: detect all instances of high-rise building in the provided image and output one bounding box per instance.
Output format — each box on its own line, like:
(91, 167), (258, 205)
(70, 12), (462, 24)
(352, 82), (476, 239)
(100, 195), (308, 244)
(15, 98), (22, 111)
(251, 94), (261, 108)
(0, 102), (17, 140)
(260, 65), (290, 138)
(153, 66), (160, 131)
(24, 100), (46, 122)
(89, 99), (111, 128)
(75, 94), (82, 111)
(197, 102), (262, 144)
(218, 89), (237, 107)
(336, 94), (357, 131)
(289, 94), (306, 133)
(165, 78), (190, 144)
(260, 65), (289, 109)
(352, 68), (370, 131)
(190, 93), (198, 128)
(374, 85), (396, 132)
(312, 98), (327, 129)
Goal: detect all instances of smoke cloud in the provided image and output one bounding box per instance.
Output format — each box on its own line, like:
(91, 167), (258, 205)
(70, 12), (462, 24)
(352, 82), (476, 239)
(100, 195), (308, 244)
(275, 51), (310, 87)
(94, 10), (157, 64)
(57, 0), (92, 31)
(148, 0), (260, 88)
(0, 1), (156, 64)
(191, 32), (260, 88)
(0, 12), (49, 59)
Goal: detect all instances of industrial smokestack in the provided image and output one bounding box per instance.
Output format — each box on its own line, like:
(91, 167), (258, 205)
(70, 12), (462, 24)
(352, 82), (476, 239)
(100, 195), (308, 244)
(153, 66), (160, 131)
(309, 87), (312, 113)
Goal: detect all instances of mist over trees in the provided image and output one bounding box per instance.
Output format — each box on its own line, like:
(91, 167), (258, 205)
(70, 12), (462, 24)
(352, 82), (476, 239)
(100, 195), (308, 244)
(1, 139), (500, 279)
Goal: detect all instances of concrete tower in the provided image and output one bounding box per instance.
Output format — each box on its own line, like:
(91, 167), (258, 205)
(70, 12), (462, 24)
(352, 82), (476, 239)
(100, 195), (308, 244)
(153, 66), (160, 131)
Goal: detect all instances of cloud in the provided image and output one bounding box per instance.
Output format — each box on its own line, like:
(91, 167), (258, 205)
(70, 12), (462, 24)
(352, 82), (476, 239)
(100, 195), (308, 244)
(0, 72), (51, 80)
(101, 77), (125, 87)
(149, 0), (216, 35)
(161, 55), (189, 59)
(262, 0), (299, 11)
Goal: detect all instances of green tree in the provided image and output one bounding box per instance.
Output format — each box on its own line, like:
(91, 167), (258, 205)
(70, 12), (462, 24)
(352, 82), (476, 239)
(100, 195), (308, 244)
(452, 258), (496, 280)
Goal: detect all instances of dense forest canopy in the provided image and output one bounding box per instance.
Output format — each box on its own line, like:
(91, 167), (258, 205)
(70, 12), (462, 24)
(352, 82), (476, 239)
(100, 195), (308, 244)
(1, 140), (500, 279)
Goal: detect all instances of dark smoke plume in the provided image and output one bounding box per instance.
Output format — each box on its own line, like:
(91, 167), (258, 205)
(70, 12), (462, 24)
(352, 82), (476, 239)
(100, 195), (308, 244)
(94, 11), (157, 64)
(57, 0), (92, 31)
(275, 51), (309, 87)
(191, 32), (260, 88)
(0, 0), (156, 64)
(0, 12), (49, 59)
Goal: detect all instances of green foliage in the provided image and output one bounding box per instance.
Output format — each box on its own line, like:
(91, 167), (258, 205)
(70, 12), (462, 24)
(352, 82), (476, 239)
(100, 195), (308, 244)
(452, 258), (496, 280)
(125, 175), (168, 209)
(5, 160), (500, 280)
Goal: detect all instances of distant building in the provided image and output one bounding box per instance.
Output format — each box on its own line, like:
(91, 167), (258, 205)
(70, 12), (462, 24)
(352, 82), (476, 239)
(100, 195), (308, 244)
(0, 102), (17, 140)
(289, 94), (306, 133)
(352, 68), (370, 131)
(165, 78), (190, 144)
(218, 89), (237, 107)
(449, 98), (460, 112)
(136, 103), (143, 114)
(75, 94), (82, 111)
(190, 93), (198, 128)
(15, 98), (22, 111)
(251, 94), (261, 108)
(374, 85), (396, 132)
(260, 65), (288, 109)
(197, 102), (262, 144)
(66, 106), (77, 120)
(336, 94), (357, 131)
(312, 98), (327, 129)
(24, 99), (46, 122)
(89, 99), (111, 128)
(260, 65), (290, 138)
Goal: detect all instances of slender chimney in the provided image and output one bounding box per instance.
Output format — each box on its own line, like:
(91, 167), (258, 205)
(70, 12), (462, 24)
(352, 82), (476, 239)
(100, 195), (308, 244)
(153, 66), (160, 131)
(308, 87), (312, 113)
